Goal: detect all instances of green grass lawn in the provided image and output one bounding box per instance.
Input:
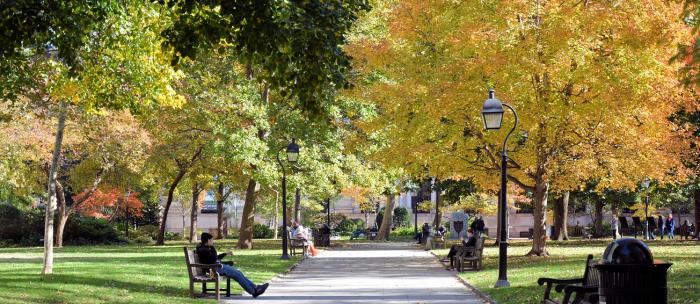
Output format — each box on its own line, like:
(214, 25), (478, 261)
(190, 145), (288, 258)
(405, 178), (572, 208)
(433, 239), (700, 304)
(0, 239), (301, 304)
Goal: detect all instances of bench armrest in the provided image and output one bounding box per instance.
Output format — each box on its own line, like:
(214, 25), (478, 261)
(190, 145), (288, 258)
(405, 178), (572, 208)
(537, 277), (583, 286)
(561, 285), (598, 304)
(537, 277), (583, 300)
(189, 263), (223, 269)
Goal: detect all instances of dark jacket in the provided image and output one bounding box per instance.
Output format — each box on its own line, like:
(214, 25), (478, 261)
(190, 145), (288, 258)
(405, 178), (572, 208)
(463, 235), (477, 247)
(657, 217), (664, 231)
(475, 219), (485, 232)
(666, 218), (675, 231)
(196, 243), (227, 265)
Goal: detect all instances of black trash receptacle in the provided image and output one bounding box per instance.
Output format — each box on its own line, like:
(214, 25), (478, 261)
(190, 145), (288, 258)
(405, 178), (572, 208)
(312, 229), (330, 247)
(595, 238), (672, 304)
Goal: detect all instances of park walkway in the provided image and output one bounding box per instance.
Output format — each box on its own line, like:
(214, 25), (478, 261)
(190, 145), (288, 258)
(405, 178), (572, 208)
(231, 242), (486, 304)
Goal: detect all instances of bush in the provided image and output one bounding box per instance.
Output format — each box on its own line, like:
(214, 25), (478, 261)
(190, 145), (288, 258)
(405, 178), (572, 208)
(391, 226), (416, 237)
(393, 207), (410, 228)
(252, 223), (273, 239)
(164, 231), (181, 241)
(0, 203), (43, 246)
(64, 216), (125, 245)
(351, 218), (366, 229)
(336, 218), (357, 235)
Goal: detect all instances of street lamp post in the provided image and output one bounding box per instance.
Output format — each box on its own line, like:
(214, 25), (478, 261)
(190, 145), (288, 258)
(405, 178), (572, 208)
(481, 89), (518, 288)
(276, 139), (300, 260)
(641, 178), (651, 240)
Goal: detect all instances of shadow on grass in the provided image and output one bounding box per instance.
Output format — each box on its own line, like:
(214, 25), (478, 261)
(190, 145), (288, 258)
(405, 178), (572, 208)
(0, 273), (190, 298)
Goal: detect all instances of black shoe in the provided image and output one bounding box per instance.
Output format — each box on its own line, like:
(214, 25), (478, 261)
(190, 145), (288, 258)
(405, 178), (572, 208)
(253, 283), (269, 298)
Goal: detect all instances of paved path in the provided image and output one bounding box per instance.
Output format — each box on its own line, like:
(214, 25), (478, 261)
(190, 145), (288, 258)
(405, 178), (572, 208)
(226, 242), (486, 304)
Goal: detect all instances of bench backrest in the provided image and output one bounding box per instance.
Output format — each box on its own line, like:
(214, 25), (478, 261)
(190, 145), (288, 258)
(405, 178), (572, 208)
(581, 254), (600, 286)
(632, 217), (643, 227)
(184, 247), (206, 278)
(618, 217), (629, 228)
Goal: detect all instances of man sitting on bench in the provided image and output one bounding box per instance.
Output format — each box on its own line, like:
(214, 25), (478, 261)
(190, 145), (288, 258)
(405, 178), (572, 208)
(196, 233), (269, 298)
(443, 229), (478, 271)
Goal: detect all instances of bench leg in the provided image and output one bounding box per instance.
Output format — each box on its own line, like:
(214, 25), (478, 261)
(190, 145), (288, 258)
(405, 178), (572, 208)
(189, 281), (195, 298)
(215, 279), (220, 301)
(202, 282), (207, 295)
(226, 278), (231, 297)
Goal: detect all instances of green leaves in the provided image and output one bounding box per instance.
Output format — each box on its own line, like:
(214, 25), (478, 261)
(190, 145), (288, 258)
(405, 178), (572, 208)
(163, 0), (371, 115)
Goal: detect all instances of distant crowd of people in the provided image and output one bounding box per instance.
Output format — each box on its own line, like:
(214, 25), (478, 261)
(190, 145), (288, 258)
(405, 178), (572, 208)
(611, 213), (697, 240)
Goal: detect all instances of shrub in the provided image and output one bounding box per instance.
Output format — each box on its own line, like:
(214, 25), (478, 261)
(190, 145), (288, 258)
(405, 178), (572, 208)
(164, 231), (181, 241)
(252, 223), (273, 239)
(351, 218), (366, 229)
(336, 218), (357, 235)
(0, 203), (43, 245)
(64, 216), (124, 245)
(391, 226), (416, 237)
(393, 207), (410, 228)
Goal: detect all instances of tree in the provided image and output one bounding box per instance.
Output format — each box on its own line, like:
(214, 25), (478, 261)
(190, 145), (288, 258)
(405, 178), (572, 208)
(347, 0), (690, 255)
(1, 0), (183, 274)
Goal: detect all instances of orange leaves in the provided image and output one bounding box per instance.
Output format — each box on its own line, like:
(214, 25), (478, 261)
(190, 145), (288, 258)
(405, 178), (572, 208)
(75, 188), (144, 220)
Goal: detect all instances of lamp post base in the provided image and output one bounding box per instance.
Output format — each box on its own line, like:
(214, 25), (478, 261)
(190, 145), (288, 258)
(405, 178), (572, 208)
(494, 279), (510, 288)
(281, 254), (290, 260)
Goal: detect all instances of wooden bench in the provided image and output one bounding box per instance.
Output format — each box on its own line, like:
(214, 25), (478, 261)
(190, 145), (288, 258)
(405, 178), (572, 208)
(431, 234), (447, 249)
(632, 217), (645, 238)
(456, 236), (484, 272)
(537, 254), (600, 304)
(619, 217), (635, 237)
(183, 247), (232, 300)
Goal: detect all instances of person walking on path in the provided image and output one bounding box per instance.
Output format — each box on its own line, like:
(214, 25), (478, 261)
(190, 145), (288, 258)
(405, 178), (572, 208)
(666, 214), (676, 240)
(657, 215), (665, 240)
(611, 216), (620, 240)
(196, 233), (269, 298)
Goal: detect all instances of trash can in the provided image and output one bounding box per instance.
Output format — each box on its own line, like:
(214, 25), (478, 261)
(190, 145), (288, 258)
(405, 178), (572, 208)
(312, 228), (330, 247)
(595, 238), (672, 304)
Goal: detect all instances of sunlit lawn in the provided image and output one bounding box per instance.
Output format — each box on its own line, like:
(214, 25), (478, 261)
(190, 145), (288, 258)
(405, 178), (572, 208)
(0, 239), (301, 304)
(433, 238), (700, 304)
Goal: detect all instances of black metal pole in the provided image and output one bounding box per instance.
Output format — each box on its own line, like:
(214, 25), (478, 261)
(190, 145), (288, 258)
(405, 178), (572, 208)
(495, 103), (517, 288)
(281, 174), (290, 260)
(414, 209), (418, 235)
(645, 194), (650, 239)
(277, 149), (290, 260)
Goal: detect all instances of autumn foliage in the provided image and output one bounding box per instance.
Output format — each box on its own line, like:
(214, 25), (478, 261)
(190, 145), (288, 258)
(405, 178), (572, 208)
(74, 189), (144, 220)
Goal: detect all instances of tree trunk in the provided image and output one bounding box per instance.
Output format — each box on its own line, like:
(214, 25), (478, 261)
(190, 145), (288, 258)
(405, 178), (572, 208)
(273, 188), (279, 240)
(156, 168), (187, 245)
(43, 101), (67, 275)
(238, 178), (258, 249)
(189, 184), (204, 243)
(223, 217), (229, 238)
(182, 212), (187, 238)
(156, 146), (202, 245)
(216, 182), (225, 239)
(378, 193), (395, 240)
(595, 200), (604, 237)
(528, 177), (549, 256)
(694, 188), (700, 238)
(294, 188), (301, 223)
(553, 191), (569, 241)
(54, 182), (67, 248)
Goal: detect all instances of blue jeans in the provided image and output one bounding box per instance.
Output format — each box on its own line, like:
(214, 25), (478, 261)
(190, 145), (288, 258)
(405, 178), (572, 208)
(667, 229), (674, 239)
(218, 264), (256, 295)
